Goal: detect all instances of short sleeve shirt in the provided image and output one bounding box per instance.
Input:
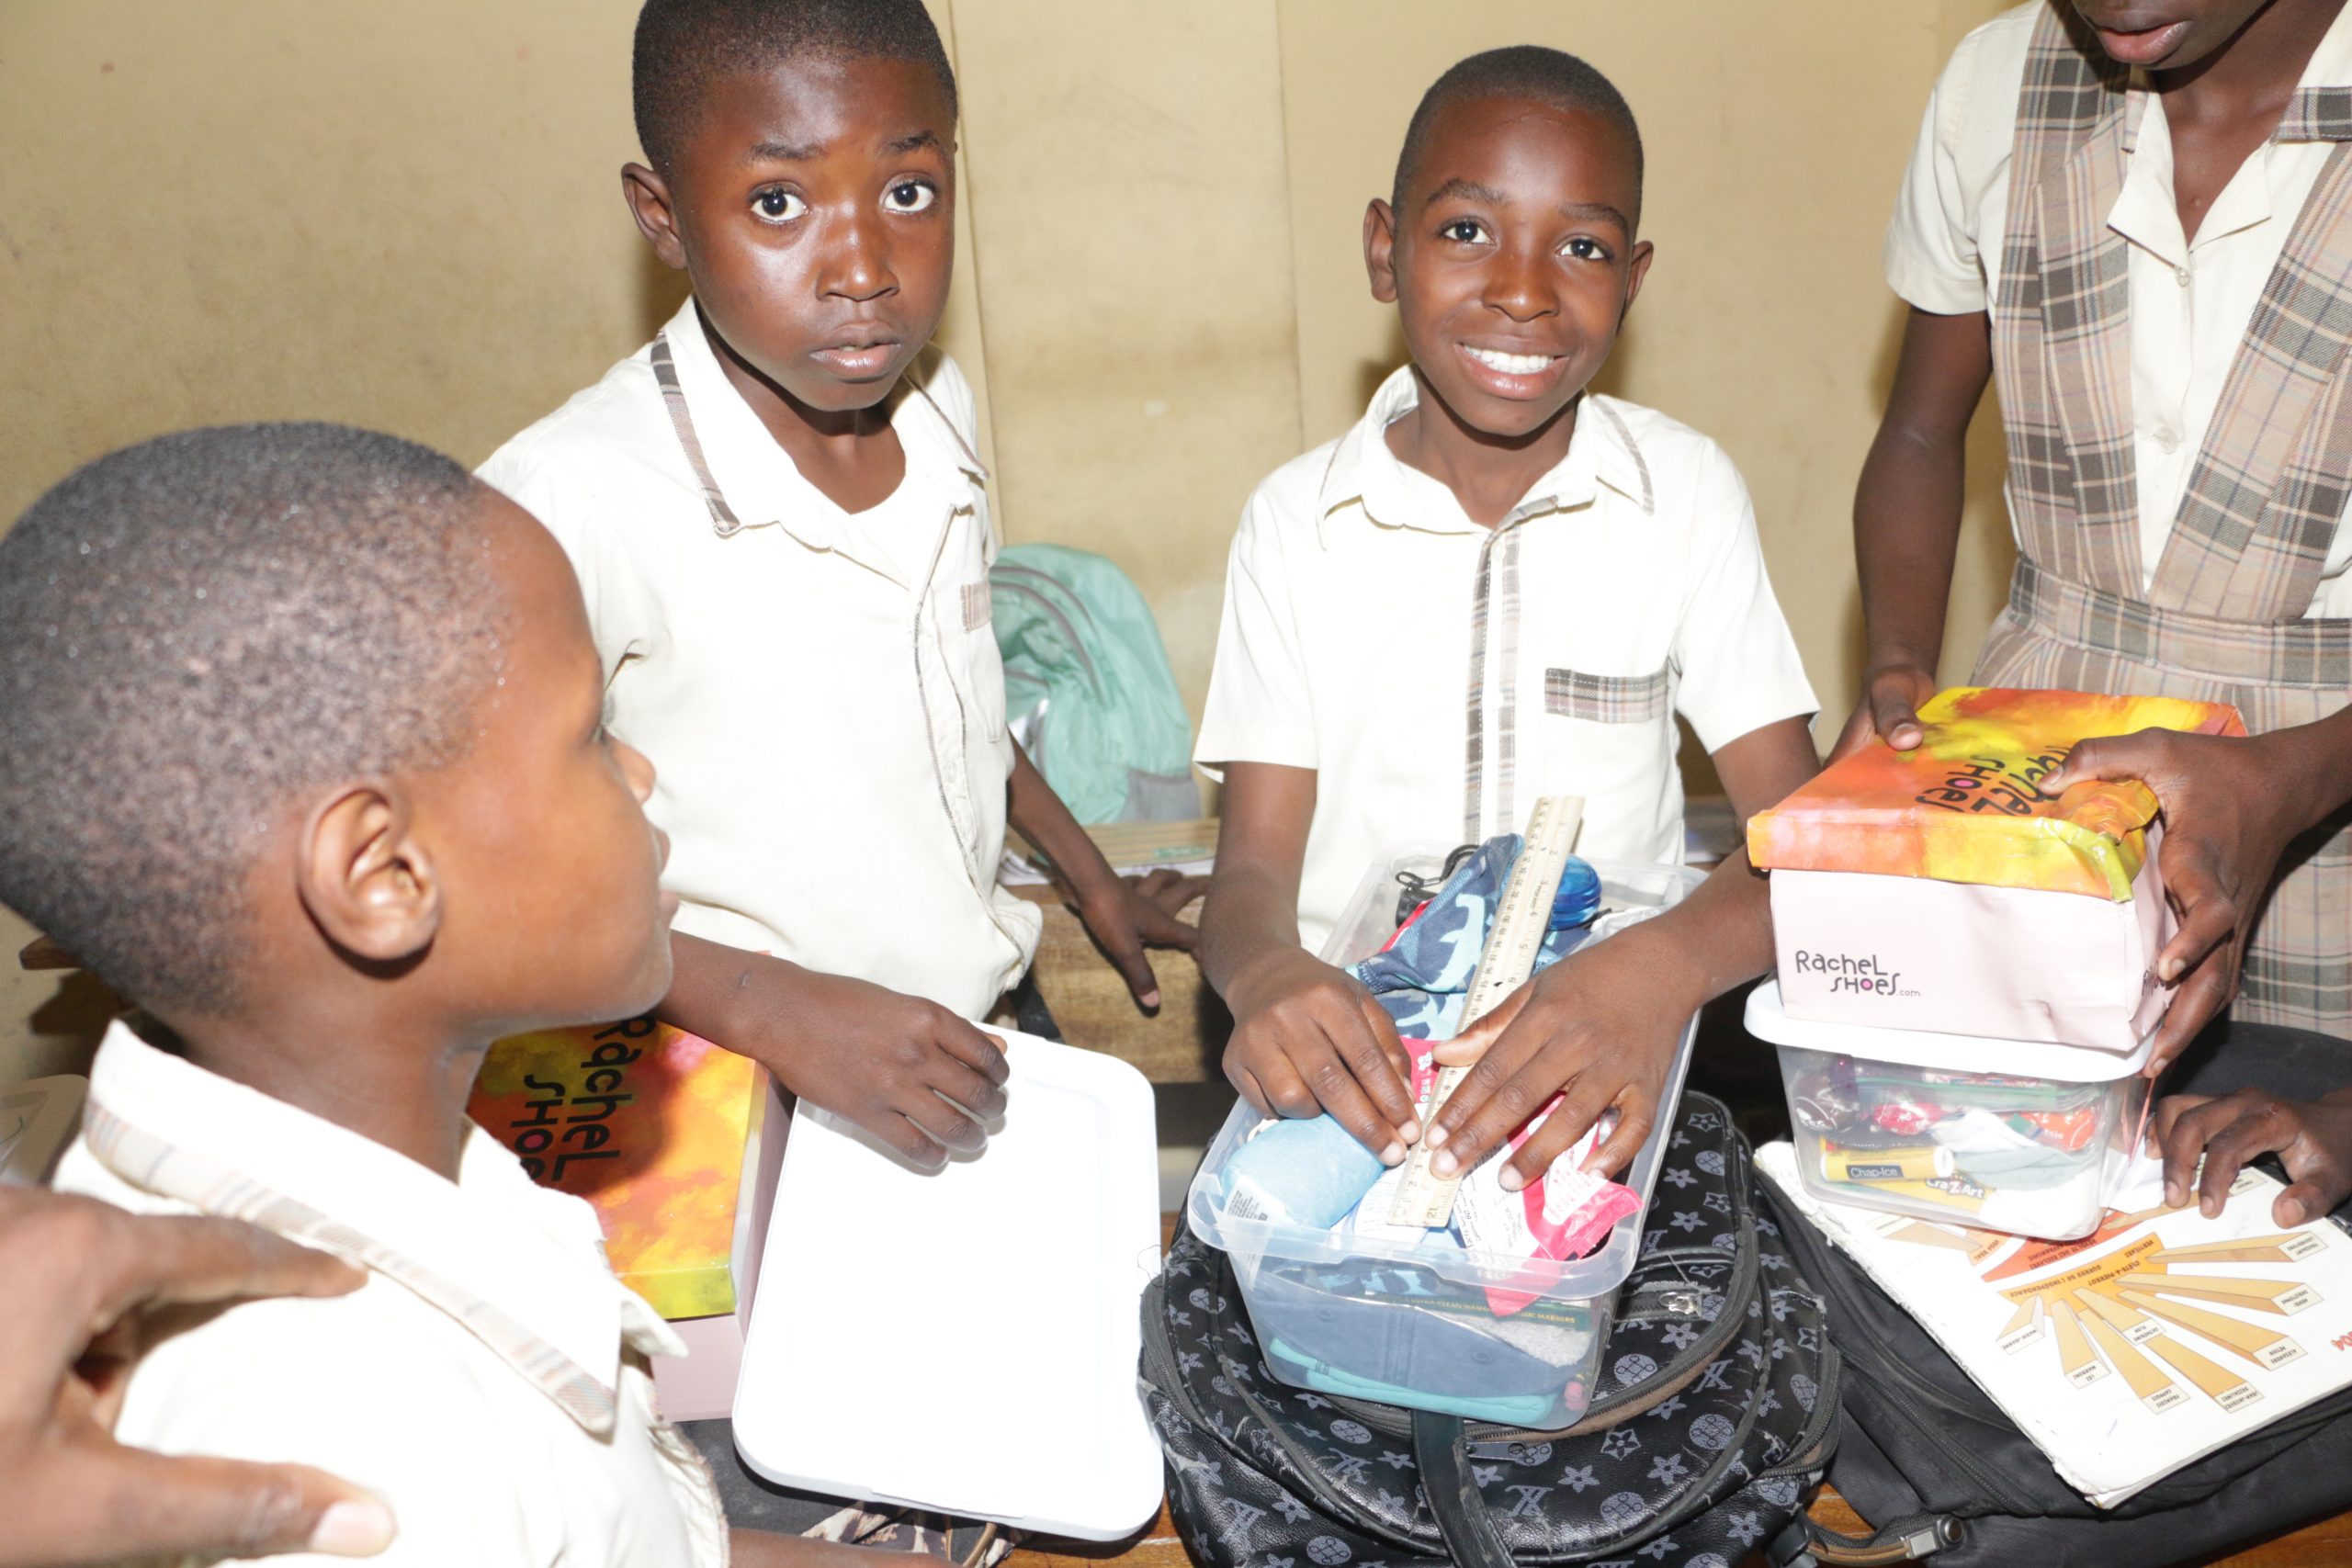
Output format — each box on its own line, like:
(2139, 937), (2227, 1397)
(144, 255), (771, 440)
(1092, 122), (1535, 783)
(480, 299), (1039, 1020)
(1884, 0), (2352, 616)
(1194, 368), (1817, 954)
(51, 1022), (728, 1568)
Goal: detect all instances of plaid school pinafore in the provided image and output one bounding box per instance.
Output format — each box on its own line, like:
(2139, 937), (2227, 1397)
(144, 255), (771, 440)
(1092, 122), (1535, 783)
(1976, 5), (2352, 1037)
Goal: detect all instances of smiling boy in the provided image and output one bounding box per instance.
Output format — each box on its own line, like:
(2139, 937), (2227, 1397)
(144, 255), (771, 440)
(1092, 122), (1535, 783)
(482, 0), (1195, 1174)
(1197, 48), (1821, 1188)
(5, 424), (881, 1566)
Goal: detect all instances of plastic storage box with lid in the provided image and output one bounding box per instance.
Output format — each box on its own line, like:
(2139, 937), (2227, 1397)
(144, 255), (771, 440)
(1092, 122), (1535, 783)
(1745, 979), (2152, 1241)
(1186, 845), (1704, 1428)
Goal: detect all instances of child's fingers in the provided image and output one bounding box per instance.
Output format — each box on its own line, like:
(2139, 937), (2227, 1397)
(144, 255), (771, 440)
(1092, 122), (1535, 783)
(1139, 871), (1212, 920)
(1430, 984), (1532, 1068)
(1296, 1040), (1408, 1165)
(1226, 1058), (1276, 1119)
(1245, 1050), (1325, 1122)
(2150, 1092), (2211, 1153)
(887, 1103), (963, 1168)
(1498, 1073), (1612, 1191)
(1582, 1089), (1654, 1182)
(2196, 1095), (2297, 1216)
(933, 1019), (1012, 1090)
(1867, 675), (1928, 752)
(925, 1056), (1012, 1133)
(2158, 1094), (2233, 1207)
(2276, 1180), (2334, 1228)
(2155, 853), (2238, 987)
(1105, 932), (1163, 1011)
(1331, 998), (1416, 1137)
(1425, 1030), (1544, 1177)
(2151, 950), (2238, 1077)
(33, 1444), (394, 1565)
(1353, 995), (1419, 1138)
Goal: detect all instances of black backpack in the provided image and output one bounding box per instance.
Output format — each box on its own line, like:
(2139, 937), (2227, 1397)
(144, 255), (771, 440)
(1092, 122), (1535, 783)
(1770, 1183), (2352, 1566)
(1140, 1093), (1839, 1567)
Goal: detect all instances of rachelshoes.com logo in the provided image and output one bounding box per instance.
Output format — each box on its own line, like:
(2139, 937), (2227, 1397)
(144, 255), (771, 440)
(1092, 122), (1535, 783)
(1790, 950), (1919, 998)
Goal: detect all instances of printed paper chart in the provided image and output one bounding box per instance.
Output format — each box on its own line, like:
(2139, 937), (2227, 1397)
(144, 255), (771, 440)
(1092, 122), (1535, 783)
(1759, 1144), (2352, 1506)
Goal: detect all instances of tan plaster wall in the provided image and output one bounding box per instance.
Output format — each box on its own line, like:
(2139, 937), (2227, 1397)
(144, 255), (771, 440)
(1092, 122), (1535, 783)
(0, 0), (2021, 1075)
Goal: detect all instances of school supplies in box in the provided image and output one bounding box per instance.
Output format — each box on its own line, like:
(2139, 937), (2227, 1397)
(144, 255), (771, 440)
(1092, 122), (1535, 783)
(1748, 686), (2245, 1048)
(732, 1031), (1161, 1541)
(1760, 1140), (2352, 1508)
(469, 1018), (784, 1420)
(1188, 837), (1702, 1428)
(1748, 980), (2150, 1240)
(1385, 795), (1585, 1228)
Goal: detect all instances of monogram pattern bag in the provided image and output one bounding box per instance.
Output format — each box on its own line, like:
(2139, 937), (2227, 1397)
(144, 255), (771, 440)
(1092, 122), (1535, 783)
(1141, 1094), (1838, 1567)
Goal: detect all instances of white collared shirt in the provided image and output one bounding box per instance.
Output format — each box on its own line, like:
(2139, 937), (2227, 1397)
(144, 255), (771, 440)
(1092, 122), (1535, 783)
(50, 1022), (727, 1568)
(1193, 367), (1817, 953)
(481, 299), (1038, 1020)
(1886, 0), (2352, 615)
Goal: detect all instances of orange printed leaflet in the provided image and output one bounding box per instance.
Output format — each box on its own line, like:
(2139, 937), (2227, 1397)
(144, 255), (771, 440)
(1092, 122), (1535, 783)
(469, 1018), (763, 1320)
(1748, 687), (2245, 901)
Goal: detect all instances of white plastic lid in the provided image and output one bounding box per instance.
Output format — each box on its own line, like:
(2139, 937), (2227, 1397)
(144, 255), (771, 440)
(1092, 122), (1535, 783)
(1744, 980), (2155, 1081)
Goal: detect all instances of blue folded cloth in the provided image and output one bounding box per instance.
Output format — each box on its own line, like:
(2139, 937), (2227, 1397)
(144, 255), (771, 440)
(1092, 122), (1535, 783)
(1351, 835), (1601, 1041)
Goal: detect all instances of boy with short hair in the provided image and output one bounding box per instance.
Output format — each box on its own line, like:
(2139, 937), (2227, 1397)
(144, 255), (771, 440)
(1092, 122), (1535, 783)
(6, 424), (861, 1565)
(1197, 47), (1821, 1188)
(481, 0), (1195, 1171)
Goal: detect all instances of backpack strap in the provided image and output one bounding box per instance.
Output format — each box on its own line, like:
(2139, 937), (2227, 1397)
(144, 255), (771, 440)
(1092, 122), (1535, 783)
(1768, 1510), (1966, 1566)
(1410, 1410), (1515, 1568)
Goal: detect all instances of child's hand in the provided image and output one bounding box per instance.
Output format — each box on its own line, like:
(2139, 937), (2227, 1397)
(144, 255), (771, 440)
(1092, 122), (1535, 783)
(2041, 728), (2313, 1074)
(1829, 659), (1938, 761)
(727, 960), (1011, 1170)
(1423, 926), (1693, 1187)
(0, 1188), (390, 1567)
(1070, 867), (1211, 1011)
(1222, 947), (1419, 1162)
(2154, 1087), (2352, 1226)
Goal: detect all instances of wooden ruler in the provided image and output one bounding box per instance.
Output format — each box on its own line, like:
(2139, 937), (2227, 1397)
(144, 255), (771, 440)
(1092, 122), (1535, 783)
(1385, 794), (1586, 1228)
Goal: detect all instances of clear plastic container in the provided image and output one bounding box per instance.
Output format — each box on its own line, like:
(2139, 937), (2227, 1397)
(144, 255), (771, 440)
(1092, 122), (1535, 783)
(1185, 845), (1704, 1427)
(1746, 979), (2152, 1242)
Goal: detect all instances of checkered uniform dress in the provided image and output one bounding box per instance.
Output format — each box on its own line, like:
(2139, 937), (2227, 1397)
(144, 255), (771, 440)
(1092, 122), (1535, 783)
(1978, 4), (2352, 1036)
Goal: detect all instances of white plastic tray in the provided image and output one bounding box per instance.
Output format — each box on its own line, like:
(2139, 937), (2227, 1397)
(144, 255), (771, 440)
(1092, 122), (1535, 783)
(730, 1031), (1162, 1540)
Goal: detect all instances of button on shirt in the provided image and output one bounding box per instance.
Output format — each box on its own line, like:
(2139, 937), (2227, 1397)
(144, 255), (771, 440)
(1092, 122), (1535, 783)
(1885, 0), (2352, 616)
(50, 1022), (727, 1568)
(1193, 367), (1817, 954)
(481, 299), (1039, 1020)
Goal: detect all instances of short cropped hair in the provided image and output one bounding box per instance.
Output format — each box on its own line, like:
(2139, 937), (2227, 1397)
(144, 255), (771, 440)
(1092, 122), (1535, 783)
(633, 0), (958, 175)
(1393, 46), (1644, 222)
(0, 423), (506, 1013)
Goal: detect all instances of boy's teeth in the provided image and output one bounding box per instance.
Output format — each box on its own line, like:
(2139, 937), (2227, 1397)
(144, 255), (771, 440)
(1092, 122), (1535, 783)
(1466, 345), (1556, 375)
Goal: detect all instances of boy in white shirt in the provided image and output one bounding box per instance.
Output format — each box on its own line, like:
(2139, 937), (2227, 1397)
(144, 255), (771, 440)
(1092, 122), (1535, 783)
(1197, 47), (1820, 1190)
(482, 0), (1197, 1172)
(5, 423), (871, 1567)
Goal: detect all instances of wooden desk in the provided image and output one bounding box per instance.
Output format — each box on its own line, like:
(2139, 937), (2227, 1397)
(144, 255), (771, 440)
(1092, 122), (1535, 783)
(1007, 886), (1226, 1084)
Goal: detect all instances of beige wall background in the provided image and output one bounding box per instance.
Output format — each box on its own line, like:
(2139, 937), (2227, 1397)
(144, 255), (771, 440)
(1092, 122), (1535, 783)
(0, 0), (2018, 1073)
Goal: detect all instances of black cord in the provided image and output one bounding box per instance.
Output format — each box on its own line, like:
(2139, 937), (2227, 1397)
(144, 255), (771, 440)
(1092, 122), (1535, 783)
(1393, 842), (1480, 927)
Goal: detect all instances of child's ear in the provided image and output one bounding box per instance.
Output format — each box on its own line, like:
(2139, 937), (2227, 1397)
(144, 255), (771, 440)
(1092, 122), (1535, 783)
(621, 162), (689, 271)
(1363, 198), (1400, 304)
(298, 785), (442, 968)
(1622, 240), (1657, 321)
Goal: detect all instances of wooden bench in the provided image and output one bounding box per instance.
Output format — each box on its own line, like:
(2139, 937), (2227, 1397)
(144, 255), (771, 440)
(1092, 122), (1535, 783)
(1004, 1217), (2352, 1568)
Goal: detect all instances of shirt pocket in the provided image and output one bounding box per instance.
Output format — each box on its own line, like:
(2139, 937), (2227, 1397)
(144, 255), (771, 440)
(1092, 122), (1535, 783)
(1536, 662), (1675, 824)
(1544, 665), (1670, 725)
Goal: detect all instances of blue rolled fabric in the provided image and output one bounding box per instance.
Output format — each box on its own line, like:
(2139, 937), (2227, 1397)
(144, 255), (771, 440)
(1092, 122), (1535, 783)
(1218, 1112), (1386, 1228)
(1351, 835), (1603, 1041)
